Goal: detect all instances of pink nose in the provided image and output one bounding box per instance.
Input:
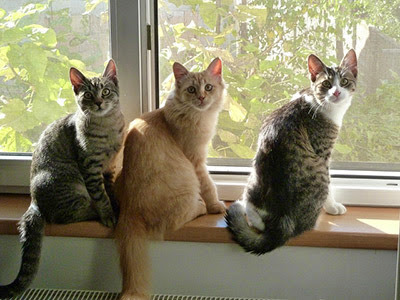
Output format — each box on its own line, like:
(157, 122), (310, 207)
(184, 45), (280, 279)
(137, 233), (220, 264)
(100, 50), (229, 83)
(199, 96), (205, 102)
(333, 90), (341, 97)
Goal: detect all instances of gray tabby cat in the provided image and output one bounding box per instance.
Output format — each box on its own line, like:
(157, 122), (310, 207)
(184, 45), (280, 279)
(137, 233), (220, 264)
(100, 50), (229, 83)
(225, 49), (357, 255)
(0, 60), (124, 298)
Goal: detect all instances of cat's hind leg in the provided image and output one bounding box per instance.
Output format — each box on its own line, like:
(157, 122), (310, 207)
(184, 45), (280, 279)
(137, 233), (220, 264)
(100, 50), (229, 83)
(245, 201), (267, 231)
(40, 183), (98, 224)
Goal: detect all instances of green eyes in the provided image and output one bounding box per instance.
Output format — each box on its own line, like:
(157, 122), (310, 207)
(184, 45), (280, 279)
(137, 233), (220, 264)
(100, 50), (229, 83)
(205, 84), (213, 91)
(321, 78), (349, 89)
(83, 92), (92, 99)
(187, 84), (213, 93)
(340, 78), (349, 86)
(83, 88), (110, 99)
(102, 88), (110, 96)
(321, 80), (331, 88)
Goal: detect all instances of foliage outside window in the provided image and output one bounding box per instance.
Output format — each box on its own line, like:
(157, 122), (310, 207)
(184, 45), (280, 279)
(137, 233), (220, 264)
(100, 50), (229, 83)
(158, 0), (400, 164)
(0, 0), (109, 153)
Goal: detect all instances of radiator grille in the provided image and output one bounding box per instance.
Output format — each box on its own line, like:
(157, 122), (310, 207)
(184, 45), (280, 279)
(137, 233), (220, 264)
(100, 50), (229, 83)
(10, 289), (269, 300)
(12, 289), (119, 300)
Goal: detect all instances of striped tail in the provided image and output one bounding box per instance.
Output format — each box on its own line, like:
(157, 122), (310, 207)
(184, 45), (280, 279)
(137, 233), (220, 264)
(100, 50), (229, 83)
(225, 201), (288, 255)
(0, 203), (44, 299)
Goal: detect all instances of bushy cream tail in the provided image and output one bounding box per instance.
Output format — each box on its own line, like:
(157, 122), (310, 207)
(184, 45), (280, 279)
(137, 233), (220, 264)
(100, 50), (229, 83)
(116, 223), (150, 300)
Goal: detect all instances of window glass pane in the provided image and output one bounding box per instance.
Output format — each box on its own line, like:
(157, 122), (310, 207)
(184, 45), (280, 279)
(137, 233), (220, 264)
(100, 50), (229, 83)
(157, 0), (400, 167)
(0, 0), (109, 153)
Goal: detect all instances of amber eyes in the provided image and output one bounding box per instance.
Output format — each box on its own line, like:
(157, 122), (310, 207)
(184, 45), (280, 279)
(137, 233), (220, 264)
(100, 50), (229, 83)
(187, 86), (196, 93)
(205, 84), (213, 91)
(340, 78), (349, 86)
(102, 88), (110, 96)
(321, 80), (331, 88)
(83, 92), (92, 99)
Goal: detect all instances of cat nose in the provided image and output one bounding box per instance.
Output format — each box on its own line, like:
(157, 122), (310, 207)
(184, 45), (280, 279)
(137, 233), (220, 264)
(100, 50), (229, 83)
(198, 96), (205, 101)
(333, 90), (341, 97)
(95, 100), (103, 108)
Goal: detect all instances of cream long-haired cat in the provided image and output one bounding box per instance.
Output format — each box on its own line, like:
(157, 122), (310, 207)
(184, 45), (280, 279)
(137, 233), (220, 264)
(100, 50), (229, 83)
(114, 58), (226, 300)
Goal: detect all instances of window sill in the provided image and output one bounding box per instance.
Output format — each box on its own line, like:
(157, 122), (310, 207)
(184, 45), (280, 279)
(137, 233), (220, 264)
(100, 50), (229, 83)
(0, 194), (399, 250)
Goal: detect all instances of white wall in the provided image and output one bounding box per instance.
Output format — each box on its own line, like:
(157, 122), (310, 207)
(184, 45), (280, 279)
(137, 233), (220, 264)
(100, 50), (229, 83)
(0, 235), (396, 300)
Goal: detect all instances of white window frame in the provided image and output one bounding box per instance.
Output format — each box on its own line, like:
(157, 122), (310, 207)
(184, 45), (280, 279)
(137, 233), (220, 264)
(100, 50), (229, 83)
(1, 0), (400, 208)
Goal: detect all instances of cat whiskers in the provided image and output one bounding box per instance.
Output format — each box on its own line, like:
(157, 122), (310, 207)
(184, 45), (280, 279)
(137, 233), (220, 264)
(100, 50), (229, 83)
(83, 109), (91, 126)
(308, 101), (321, 120)
(315, 101), (329, 119)
(310, 100), (328, 120)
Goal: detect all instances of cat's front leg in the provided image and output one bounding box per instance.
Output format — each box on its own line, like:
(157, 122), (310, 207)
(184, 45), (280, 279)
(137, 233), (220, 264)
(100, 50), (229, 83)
(195, 164), (226, 214)
(83, 167), (116, 227)
(323, 184), (347, 215)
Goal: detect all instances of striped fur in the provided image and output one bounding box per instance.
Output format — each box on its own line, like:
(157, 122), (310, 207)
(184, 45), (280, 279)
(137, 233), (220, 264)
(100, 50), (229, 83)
(0, 60), (124, 298)
(225, 50), (358, 255)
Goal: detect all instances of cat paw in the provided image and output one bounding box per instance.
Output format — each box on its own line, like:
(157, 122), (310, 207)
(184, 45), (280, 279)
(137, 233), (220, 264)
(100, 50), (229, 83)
(324, 202), (347, 215)
(99, 213), (117, 228)
(206, 201), (226, 214)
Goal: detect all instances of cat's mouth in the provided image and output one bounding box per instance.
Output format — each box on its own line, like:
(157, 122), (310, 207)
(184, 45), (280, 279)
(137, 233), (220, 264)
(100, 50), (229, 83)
(196, 99), (209, 109)
(91, 104), (111, 115)
(327, 95), (343, 104)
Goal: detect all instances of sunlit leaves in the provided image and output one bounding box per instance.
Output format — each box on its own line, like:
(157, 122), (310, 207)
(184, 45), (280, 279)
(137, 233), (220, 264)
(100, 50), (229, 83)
(159, 0), (400, 162)
(230, 143), (256, 159)
(334, 143), (352, 155)
(199, 3), (217, 29)
(0, 126), (32, 152)
(8, 43), (48, 82)
(0, 1), (104, 152)
(229, 100), (247, 123)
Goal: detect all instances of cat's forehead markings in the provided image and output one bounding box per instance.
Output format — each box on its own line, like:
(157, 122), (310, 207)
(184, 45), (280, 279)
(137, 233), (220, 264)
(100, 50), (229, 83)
(326, 68), (335, 79)
(191, 74), (203, 86)
(89, 77), (101, 89)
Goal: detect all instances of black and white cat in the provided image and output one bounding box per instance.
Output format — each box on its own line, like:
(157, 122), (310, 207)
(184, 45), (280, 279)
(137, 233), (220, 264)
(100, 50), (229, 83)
(226, 50), (357, 255)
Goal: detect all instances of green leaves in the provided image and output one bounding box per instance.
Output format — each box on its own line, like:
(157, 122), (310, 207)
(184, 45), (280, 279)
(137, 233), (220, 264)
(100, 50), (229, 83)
(260, 60), (280, 72)
(0, 127), (32, 152)
(199, 3), (217, 29)
(229, 100), (247, 123)
(24, 25), (57, 47)
(0, 1), (104, 152)
(334, 143), (352, 155)
(0, 98), (38, 133)
(230, 144), (256, 159)
(8, 43), (48, 81)
(158, 0), (400, 162)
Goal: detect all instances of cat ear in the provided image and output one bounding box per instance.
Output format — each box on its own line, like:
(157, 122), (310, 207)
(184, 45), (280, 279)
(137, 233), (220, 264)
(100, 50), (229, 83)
(70, 67), (87, 94)
(340, 49), (357, 78)
(173, 62), (189, 82)
(308, 54), (326, 82)
(206, 57), (222, 77)
(103, 59), (118, 86)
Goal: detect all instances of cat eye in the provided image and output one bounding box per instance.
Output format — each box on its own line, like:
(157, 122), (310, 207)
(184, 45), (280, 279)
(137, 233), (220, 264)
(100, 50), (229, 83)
(187, 86), (196, 93)
(83, 92), (92, 99)
(102, 88), (111, 96)
(321, 80), (331, 88)
(205, 84), (213, 91)
(340, 78), (349, 86)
